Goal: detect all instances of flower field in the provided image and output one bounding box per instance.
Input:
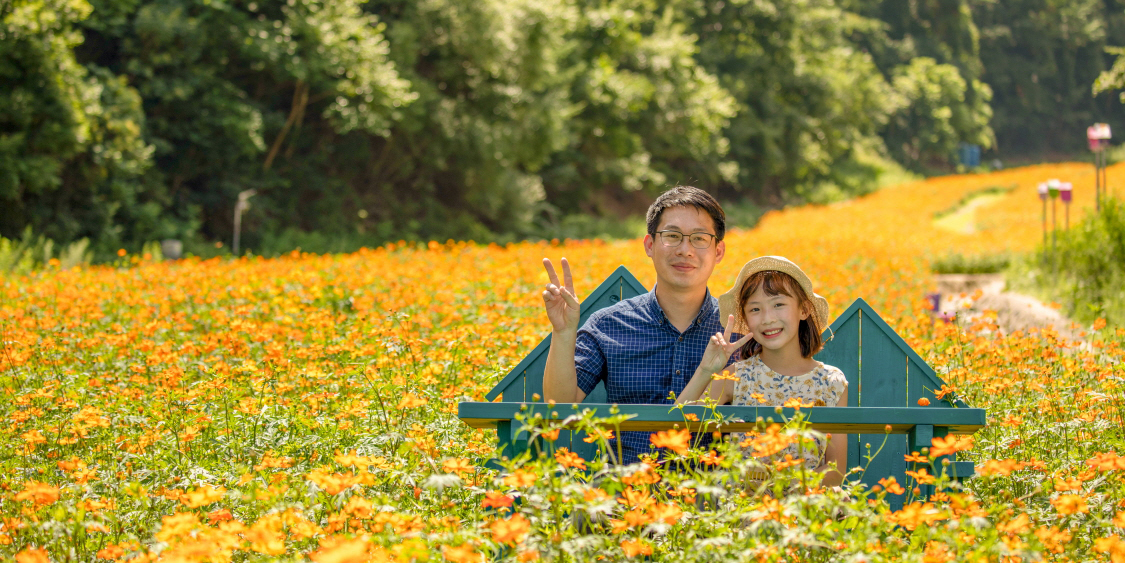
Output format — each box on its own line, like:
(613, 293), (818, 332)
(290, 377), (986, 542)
(3, 162), (1125, 562)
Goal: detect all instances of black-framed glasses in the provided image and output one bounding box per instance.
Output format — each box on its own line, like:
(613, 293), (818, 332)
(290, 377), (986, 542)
(655, 230), (717, 249)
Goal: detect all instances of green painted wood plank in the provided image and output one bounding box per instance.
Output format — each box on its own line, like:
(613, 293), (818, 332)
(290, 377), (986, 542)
(486, 266), (648, 402)
(856, 306), (909, 503)
(458, 402), (986, 433)
(815, 301), (861, 471)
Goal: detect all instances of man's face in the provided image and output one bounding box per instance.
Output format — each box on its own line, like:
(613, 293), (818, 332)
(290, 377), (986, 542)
(643, 205), (725, 293)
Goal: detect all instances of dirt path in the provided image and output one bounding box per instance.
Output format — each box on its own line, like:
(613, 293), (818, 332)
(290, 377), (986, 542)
(933, 274), (1076, 339)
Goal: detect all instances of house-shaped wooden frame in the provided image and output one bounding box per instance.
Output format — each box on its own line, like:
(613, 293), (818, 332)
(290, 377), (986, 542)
(470, 266), (981, 507)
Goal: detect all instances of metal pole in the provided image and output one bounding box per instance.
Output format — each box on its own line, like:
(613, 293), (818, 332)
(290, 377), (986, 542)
(1042, 196), (1048, 263)
(1103, 150), (1110, 202)
(1096, 150), (1102, 213)
(1051, 197), (1057, 254)
(232, 189), (257, 256)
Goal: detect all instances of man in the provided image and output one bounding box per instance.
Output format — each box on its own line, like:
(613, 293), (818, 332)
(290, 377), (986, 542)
(541, 186), (729, 464)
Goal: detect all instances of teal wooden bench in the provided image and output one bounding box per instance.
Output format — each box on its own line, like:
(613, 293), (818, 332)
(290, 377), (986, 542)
(458, 266), (986, 510)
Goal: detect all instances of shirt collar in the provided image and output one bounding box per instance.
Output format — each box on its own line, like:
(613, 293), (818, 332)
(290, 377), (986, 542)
(645, 287), (718, 328)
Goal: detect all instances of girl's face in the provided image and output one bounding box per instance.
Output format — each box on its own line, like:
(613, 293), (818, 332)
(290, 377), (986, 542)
(742, 285), (809, 353)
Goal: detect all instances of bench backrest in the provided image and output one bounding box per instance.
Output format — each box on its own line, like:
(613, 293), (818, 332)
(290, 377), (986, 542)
(484, 266), (969, 495)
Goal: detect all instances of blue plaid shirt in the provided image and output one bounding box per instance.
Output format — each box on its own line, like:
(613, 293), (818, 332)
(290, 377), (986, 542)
(575, 289), (729, 464)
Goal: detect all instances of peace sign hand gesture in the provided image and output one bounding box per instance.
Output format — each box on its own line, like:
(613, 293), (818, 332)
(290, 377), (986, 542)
(542, 258), (580, 336)
(698, 314), (755, 376)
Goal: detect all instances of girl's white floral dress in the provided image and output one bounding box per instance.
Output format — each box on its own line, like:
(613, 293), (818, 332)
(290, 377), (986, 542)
(729, 355), (847, 472)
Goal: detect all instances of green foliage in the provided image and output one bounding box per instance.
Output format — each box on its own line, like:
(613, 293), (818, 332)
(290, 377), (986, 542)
(0, 0), (166, 255)
(975, 0), (1125, 156)
(0, 228), (93, 275)
(932, 184), (1014, 219)
(1015, 198), (1125, 326)
(885, 57), (994, 167)
(929, 252), (1010, 275)
(3, 0), (1121, 252)
(1095, 46), (1125, 103)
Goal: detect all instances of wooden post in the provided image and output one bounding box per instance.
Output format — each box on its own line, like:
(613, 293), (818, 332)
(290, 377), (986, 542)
(1060, 183), (1072, 230)
(233, 189), (257, 256)
(1038, 183), (1048, 263)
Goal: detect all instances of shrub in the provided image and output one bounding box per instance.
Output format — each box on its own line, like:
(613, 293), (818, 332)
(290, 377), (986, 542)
(1016, 198), (1125, 325)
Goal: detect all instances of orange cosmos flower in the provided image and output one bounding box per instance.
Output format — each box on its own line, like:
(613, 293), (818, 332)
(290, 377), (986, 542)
(396, 393), (427, 409)
(917, 397), (931, 406)
(700, 450), (723, 466)
(490, 513), (530, 545)
(310, 536), (370, 563)
(442, 458), (474, 475)
(540, 429), (560, 441)
(1050, 494), (1088, 515)
(922, 541), (952, 563)
(648, 503), (683, 525)
(996, 513), (1031, 535)
(783, 398), (814, 409)
(885, 502), (947, 531)
(583, 487), (610, 502)
(207, 509), (234, 524)
(649, 428), (691, 455)
(928, 435), (973, 458)
(581, 428), (614, 443)
(1094, 535), (1125, 562)
(245, 522), (286, 555)
(442, 543), (481, 563)
(182, 484), (226, 508)
(14, 482), (60, 506)
(96, 544), (126, 560)
(481, 491), (514, 510)
(554, 448), (586, 470)
(934, 385), (957, 400)
(1087, 452), (1125, 471)
(1054, 477), (1082, 492)
(620, 539), (653, 558)
(618, 487), (654, 509)
(978, 459), (1023, 477)
(904, 451), (929, 463)
(904, 468), (935, 485)
(878, 476), (906, 495)
(15, 548), (49, 563)
(1034, 526), (1072, 553)
(502, 470), (536, 488)
(517, 549), (540, 562)
(713, 370), (739, 381)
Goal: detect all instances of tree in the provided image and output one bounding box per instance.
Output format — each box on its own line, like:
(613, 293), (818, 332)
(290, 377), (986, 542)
(0, 0), (161, 253)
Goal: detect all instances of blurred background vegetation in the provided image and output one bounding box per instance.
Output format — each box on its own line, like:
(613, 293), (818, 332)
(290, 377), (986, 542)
(3, 0), (1125, 259)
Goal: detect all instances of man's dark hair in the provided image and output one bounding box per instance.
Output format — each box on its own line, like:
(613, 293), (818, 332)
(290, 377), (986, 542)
(645, 186), (726, 242)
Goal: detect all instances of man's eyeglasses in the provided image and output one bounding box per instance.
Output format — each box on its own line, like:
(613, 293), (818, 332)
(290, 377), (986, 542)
(655, 230), (717, 249)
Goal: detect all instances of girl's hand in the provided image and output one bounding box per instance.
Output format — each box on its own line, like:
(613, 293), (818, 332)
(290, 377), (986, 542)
(699, 314), (755, 376)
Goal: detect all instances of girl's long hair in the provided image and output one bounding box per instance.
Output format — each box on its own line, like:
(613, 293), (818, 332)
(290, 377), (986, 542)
(736, 270), (824, 360)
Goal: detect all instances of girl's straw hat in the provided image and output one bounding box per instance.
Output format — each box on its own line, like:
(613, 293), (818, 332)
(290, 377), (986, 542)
(717, 256), (830, 335)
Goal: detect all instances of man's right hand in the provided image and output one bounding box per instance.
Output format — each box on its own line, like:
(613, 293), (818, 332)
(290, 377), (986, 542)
(542, 258), (581, 335)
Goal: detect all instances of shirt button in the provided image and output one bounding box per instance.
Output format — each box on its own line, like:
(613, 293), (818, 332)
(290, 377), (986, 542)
(678, 336), (683, 342)
(676, 370), (681, 375)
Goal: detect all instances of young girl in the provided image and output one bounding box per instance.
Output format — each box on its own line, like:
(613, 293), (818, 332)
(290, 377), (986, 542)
(677, 256), (848, 487)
